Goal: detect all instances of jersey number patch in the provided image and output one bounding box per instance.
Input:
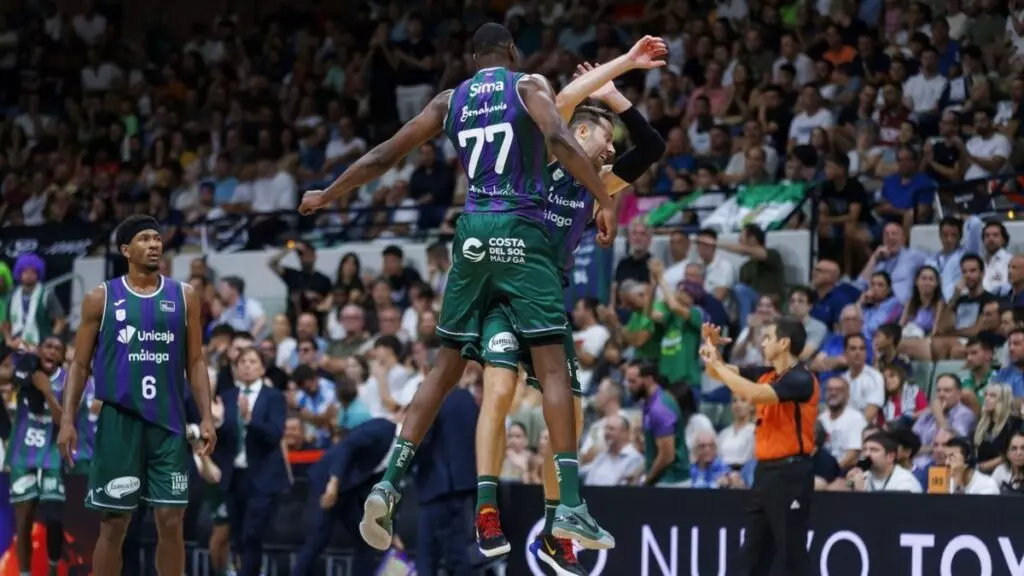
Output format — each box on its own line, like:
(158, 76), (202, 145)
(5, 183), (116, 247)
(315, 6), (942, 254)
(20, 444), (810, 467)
(457, 122), (514, 178)
(24, 428), (47, 448)
(142, 375), (157, 400)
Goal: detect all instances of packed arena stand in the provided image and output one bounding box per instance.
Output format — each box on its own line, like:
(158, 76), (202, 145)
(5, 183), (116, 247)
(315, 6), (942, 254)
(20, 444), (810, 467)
(5, 0), (1024, 573)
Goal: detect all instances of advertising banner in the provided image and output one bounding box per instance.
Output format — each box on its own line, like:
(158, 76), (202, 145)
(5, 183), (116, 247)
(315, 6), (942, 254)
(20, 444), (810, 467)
(0, 223), (96, 313)
(499, 484), (1024, 576)
(563, 230), (615, 310)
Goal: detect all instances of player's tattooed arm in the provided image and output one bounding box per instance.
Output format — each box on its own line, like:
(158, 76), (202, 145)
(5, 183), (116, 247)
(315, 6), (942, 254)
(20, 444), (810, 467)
(303, 90), (452, 212)
(185, 284), (216, 456)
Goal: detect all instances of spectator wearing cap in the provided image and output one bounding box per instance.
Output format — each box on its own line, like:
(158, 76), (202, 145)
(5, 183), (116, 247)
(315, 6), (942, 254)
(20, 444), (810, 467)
(946, 436), (1001, 494)
(217, 276), (267, 338)
(720, 223), (785, 328)
(7, 253), (66, 348)
(845, 432), (923, 492)
(267, 242), (332, 325)
(913, 374), (977, 468)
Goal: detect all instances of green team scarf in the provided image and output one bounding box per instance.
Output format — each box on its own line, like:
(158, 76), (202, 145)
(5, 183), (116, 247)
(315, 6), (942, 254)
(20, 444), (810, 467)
(734, 182), (807, 230)
(0, 262), (11, 326)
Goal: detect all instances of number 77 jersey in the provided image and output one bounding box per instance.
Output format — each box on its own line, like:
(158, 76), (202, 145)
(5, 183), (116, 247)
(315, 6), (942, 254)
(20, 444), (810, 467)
(443, 67), (551, 222)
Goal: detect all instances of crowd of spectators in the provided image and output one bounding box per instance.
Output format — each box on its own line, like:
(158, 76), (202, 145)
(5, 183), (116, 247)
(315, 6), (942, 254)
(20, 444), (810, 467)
(6, 0), (1024, 569)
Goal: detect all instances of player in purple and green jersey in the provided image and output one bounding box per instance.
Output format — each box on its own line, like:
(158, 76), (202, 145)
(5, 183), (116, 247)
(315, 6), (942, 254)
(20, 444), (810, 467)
(6, 336), (68, 576)
(299, 23), (619, 553)
(59, 214), (216, 576)
(470, 46), (668, 572)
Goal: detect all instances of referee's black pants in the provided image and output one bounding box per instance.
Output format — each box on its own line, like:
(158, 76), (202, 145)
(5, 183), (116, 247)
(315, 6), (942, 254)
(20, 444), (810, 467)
(739, 456), (813, 576)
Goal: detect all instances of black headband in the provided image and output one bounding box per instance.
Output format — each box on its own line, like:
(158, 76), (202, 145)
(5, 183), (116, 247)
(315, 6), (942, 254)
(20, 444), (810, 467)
(116, 217), (161, 248)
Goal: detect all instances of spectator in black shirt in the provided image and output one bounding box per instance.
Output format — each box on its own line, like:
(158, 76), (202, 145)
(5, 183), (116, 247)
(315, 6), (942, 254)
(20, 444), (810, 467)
(812, 420), (841, 490)
(924, 111), (967, 185)
(392, 14), (436, 123)
(381, 245), (423, 310)
(580, 21), (624, 60)
(268, 241), (333, 325)
(409, 143), (454, 229)
(820, 151), (873, 273)
(644, 94), (679, 140)
(682, 34), (712, 89)
(758, 84), (793, 154)
(613, 218), (653, 292)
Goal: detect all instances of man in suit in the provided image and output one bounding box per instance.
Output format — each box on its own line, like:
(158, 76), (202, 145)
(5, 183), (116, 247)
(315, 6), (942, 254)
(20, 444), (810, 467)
(215, 375), (290, 576)
(293, 418), (398, 575)
(413, 386), (478, 576)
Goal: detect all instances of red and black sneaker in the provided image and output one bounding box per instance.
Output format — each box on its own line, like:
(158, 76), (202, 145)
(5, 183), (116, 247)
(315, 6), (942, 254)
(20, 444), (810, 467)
(475, 505), (511, 557)
(533, 534), (587, 576)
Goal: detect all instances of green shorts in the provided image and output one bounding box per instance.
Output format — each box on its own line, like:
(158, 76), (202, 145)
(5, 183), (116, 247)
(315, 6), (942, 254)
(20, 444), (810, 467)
(477, 304), (582, 396)
(85, 403), (190, 512)
(205, 484), (229, 525)
(437, 213), (567, 346)
(9, 467), (65, 504)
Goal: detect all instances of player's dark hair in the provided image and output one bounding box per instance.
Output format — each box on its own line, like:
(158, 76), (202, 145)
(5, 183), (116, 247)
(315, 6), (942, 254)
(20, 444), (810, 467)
(473, 23), (515, 56)
(770, 316), (807, 358)
(569, 104), (615, 128)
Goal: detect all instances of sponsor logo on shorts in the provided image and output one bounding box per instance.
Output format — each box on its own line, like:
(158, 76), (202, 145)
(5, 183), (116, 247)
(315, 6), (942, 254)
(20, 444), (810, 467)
(462, 238), (486, 262)
(488, 237), (526, 264)
(42, 476), (57, 493)
(488, 332), (519, 353)
(171, 472), (189, 496)
(105, 476), (141, 499)
(12, 475), (36, 495)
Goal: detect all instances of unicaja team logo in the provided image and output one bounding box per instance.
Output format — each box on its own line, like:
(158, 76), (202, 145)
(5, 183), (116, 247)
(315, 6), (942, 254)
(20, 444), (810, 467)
(116, 326), (136, 344)
(462, 238), (486, 262)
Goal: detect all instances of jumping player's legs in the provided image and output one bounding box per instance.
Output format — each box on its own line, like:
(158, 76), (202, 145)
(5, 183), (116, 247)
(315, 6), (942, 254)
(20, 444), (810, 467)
(473, 305), (523, 557)
(86, 403), (144, 576)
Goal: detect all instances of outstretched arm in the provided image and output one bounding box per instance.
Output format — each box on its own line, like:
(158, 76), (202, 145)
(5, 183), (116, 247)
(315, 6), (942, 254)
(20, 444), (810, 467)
(301, 90), (452, 211)
(520, 75), (612, 211)
(555, 36), (666, 122)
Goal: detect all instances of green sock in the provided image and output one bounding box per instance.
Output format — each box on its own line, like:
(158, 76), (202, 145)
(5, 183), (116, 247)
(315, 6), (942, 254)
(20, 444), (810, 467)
(382, 438), (418, 485)
(553, 452), (582, 507)
(543, 499), (559, 534)
(477, 475), (499, 510)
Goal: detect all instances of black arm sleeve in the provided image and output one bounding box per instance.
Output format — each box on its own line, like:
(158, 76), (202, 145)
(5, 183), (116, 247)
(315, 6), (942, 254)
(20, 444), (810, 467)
(773, 367), (815, 403)
(610, 106), (666, 183)
(739, 365), (773, 382)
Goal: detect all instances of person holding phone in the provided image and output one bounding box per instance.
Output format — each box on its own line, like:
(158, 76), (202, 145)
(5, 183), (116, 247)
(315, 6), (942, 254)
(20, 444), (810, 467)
(844, 432), (922, 492)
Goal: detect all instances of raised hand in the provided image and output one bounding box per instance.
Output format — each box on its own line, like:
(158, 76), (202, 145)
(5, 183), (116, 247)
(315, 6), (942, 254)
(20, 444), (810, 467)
(575, 62), (619, 101)
(627, 36), (668, 70)
(298, 190), (329, 215)
(702, 322), (732, 347)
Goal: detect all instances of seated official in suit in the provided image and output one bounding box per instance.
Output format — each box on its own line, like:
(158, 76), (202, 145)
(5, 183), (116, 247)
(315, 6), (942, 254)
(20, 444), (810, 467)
(293, 417), (399, 575)
(414, 386), (479, 576)
(213, 347), (290, 576)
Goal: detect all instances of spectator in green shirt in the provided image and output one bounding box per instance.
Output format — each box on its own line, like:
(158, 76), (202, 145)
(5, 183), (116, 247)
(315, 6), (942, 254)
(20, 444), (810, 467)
(718, 223), (786, 327)
(600, 279), (661, 361)
(650, 259), (704, 388)
(961, 337), (997, 414)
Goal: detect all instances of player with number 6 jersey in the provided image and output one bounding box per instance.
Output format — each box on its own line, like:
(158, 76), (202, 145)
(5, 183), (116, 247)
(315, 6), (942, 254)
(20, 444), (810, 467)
(59, 214), (216, 576)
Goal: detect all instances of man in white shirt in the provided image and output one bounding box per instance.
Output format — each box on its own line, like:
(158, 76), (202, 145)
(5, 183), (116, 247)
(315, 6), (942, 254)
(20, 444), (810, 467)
(692, 229), (736, 303)
(773, 32), (815, 87)
(582, 414), (644, 486)
(963, 107), (1011, 181)
(947, 437), (1001, 495)
(818, 377), (868, 470)
(841, 334), (885, 423)
(571, 298), (611, 392)
(903, 46), (948, 118)
(240, 158), (298, 214)
(580, 379), (626, 462)
(788, 84), (834, 149)
(217, 276), (267, 338)
(324, 117), (368, 168)
(845, 432), (923, 492)
(358, 336), (414, 420)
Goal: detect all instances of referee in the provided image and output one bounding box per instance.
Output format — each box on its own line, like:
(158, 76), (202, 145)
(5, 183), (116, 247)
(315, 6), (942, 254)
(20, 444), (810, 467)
(700, 318), (818, 576)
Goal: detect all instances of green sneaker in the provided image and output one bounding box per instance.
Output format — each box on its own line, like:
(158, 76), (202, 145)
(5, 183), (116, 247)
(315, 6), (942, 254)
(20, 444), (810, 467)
(551, 501), (615, 550)
(360, 481), (401, 551)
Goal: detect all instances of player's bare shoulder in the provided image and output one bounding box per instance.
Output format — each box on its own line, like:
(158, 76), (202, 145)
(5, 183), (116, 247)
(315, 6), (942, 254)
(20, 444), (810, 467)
(516, 73), (555, 98)
(80, 284), (107, 321)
